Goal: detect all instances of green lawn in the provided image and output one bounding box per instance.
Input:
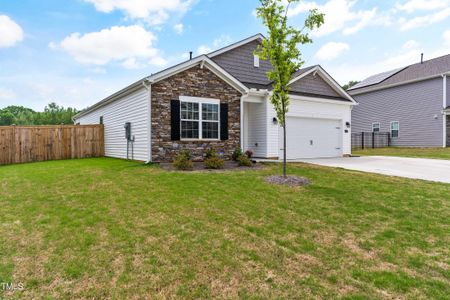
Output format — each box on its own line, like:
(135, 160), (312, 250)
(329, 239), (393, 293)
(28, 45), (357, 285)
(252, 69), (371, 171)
(1, 158), (449, 299)
(353, 147), (450, 160)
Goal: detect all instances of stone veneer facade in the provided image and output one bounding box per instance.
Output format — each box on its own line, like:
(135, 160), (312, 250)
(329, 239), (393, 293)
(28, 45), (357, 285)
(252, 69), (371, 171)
(151, 65), (242, 162)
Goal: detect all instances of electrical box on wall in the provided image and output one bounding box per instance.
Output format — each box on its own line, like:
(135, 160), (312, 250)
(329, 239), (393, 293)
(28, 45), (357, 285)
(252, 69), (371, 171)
(124, 122), (131, 141)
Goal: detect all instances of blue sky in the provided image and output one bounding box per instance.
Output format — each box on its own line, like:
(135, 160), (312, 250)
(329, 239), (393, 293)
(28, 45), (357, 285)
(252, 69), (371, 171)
(1, 0), (450, 111)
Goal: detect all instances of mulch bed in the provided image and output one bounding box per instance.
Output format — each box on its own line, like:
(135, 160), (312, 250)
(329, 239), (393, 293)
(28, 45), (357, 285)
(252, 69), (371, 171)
(265, 175), (311, 186)
(159, 160), (265, 172)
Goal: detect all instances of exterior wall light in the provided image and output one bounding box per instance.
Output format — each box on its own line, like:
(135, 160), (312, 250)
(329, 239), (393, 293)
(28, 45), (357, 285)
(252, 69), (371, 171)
(273, 117), (278, 125)
(346, 121), (351, 128)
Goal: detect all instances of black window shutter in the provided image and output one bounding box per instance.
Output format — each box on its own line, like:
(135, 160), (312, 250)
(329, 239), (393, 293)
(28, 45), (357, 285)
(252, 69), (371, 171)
(171, 100), (180, 141)
(220, 103), (229, 140)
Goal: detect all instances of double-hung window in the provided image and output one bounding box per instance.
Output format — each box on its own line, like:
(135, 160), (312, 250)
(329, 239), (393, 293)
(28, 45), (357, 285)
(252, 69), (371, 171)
(372, 122), (380, 132)
(180, 97), (220, 140)
(390, 121), (399, 138)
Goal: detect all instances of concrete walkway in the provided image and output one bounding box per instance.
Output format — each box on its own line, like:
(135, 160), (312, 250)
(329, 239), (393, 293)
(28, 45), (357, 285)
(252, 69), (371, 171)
(260, 156), (450, 184)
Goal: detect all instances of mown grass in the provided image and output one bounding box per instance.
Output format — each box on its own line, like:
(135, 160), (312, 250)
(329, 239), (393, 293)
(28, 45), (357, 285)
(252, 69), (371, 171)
(353, 147), (450, 160)
(0, 158), (449, 299)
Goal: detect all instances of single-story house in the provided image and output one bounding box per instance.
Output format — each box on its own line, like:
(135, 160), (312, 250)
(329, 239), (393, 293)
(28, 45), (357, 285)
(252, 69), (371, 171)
(73, 34), (357, 162)
(349, 54), (450, 147)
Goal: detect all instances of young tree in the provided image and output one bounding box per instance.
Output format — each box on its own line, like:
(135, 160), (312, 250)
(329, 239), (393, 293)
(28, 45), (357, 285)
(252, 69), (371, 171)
(342, 80), (360, 91)
(255, 0), (324, 177)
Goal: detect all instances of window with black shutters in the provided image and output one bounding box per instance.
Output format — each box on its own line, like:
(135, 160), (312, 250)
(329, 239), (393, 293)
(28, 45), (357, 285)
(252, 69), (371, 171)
(179, 97), (220, 140)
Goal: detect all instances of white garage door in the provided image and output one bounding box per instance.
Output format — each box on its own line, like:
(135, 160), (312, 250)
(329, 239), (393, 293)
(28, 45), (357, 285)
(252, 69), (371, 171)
(280, 117), (342, 159)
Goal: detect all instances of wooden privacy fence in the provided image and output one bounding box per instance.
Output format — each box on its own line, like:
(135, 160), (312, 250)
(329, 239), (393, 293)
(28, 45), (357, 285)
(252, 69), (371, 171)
(0, 125), (104, 165)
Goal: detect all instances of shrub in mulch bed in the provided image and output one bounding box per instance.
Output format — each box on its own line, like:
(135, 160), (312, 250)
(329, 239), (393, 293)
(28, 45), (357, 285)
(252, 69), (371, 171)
(265, 175), (311, 187)
(237, 155), (252, 167)
(173, 150), (193, 171)
(161, 160), (262, 172)
(204, 156), (225, 169)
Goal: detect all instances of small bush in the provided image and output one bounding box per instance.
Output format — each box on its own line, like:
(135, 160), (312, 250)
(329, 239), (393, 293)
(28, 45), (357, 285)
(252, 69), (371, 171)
(232, 148), (243, 161)
(204, 156), (225, 169)
(237, 154), (252, 167)
(245, 149), (253, 159)
(179, 150), (191, 160)
(173, 151), (193, 170)
(205, 148), (216, 159)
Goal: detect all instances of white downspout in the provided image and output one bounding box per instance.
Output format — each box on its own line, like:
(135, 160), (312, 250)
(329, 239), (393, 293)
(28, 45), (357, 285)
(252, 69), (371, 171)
(240, 93), (250, 151)
(443, 74), (447, 148)
(143, 79), (153, 163)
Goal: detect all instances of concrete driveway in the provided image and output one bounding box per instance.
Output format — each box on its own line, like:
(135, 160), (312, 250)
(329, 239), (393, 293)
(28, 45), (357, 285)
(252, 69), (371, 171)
(298, 156), (450, 184)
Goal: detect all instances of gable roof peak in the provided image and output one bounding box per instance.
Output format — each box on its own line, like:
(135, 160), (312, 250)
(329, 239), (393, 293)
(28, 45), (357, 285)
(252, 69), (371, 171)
(207, 33), (265, 58)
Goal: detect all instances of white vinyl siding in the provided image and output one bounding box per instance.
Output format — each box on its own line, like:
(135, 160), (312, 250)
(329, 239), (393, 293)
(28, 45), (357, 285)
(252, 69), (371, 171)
(352, 78), (443, 147)
(74, 87), (150, 161)
(244, 101), (267, 157)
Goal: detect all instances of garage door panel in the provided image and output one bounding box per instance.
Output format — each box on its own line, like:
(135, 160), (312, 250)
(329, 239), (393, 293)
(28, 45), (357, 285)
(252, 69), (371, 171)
(280, 117), (342, 159)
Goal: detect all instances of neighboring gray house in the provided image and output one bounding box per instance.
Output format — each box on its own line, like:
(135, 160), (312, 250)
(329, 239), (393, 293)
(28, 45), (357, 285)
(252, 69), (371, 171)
(73, 34), (356, 162)
(349, 54), (450, 147)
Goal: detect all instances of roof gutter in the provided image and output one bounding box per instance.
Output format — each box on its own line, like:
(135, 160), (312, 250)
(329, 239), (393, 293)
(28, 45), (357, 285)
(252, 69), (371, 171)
(443, 73), (448, 147)
(350, 73), (447, 96)
(73, 79), (146, 120)
(142, 78), (154, 163)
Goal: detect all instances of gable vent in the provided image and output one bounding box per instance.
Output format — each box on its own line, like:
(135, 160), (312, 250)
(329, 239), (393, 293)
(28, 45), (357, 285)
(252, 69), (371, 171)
(254, 55), (260, 68)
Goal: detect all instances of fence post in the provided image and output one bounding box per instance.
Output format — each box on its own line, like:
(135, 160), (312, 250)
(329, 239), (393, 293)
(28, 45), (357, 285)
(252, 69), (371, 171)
(361, 132), (365, 149)
(372, 132), (375, 149)
(388, 133), (391, 147)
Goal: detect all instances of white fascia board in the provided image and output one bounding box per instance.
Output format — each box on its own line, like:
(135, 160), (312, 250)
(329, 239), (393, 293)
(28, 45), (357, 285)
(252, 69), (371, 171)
(207, 34), (265, 58)
(315, 66), (358, 103)
(289, 94), (358, 106)
(73, 80), (145, 120)
(350, 73), (450, 96)
(287, 66), (357, 104)
(149, 56), (248, 94)
(288, 66), (318, 86)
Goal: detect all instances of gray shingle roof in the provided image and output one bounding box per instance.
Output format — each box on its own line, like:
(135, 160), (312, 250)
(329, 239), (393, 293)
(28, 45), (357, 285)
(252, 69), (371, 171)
(349, 54), (450, 94)
(208, 39), (351, 101)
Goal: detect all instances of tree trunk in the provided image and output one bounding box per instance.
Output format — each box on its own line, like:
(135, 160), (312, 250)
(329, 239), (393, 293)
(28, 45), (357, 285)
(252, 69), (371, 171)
(281, 101), (287, 178)
(283, 123), (287, 177)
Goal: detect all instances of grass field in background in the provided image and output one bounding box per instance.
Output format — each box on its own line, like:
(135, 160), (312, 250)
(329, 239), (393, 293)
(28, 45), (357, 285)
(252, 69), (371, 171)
(353, 147), (450, 160)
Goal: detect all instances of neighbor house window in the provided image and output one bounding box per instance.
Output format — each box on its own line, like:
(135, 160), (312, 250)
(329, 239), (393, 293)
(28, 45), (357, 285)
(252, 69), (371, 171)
(180, 97), (219, 140)
(99, 116), (103, 125)
(372, 122), (380, 132)
(391, 121), (399, 138)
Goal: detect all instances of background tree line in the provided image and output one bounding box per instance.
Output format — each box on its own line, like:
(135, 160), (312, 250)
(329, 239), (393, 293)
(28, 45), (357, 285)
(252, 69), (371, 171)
(0, 103), (78, 126)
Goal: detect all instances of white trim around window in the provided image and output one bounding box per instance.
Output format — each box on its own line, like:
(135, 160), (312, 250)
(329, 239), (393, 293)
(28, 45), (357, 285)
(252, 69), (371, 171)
(390, 121), (399, 138)
(372, 122), (380, 132)
(179, 96), (220, 140)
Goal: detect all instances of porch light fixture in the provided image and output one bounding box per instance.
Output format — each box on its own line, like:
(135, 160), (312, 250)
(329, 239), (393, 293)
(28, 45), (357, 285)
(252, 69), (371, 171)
(272, 117), (278, 125)
(345, 121), (351, 128)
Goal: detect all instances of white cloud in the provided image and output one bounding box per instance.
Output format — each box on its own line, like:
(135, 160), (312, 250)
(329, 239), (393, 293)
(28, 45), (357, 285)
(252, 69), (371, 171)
(315, 42), (350, 60)
(51, 25), (167, 68)
(402, 40), (419, 49)
(444, 30), (450, 46)
(84, 0), (194, 25)
(0, 87), (16, 100)
(173, 23), (184, 34)
(395, 0), (450, 13)
(197, 34), (232, 55)
(399, 7), (450, 30)
(197, 45), (212, 55)
(288, 0), (390, 37)
(0, 15), (24, 48)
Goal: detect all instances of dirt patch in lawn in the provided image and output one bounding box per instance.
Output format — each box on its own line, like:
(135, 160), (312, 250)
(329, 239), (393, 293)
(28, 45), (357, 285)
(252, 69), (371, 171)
(159, 160), (265, 172)
(265, 175), (311, 186)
